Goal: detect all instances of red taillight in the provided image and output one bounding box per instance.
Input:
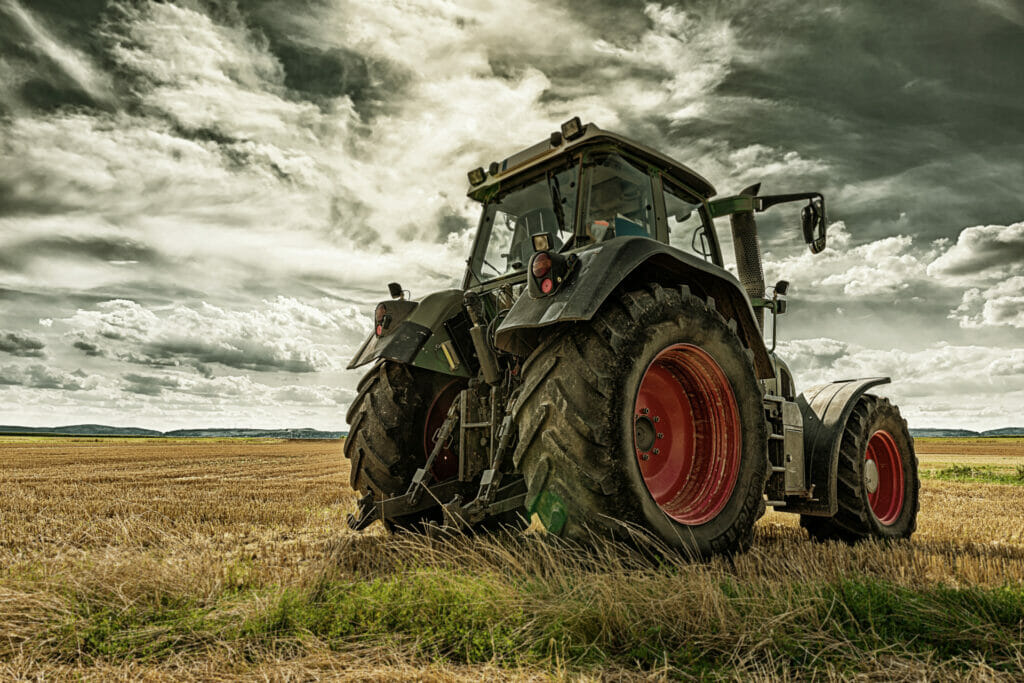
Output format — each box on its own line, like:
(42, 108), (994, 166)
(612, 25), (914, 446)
(532, 252), (552, 278)
(541, 277), (554, 294)
(374, 304), (390, 336)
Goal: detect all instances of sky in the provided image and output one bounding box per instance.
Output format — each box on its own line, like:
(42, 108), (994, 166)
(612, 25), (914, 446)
(0, 0), (1022, 431)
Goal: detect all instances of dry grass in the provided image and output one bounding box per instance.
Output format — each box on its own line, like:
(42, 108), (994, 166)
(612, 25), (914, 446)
(1, 437), (1022, 680)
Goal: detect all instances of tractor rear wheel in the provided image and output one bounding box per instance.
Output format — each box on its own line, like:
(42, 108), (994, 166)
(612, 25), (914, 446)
(344, 361), (463, 531)
(800, 395), (919, 542)
(513, 285), (767, 557)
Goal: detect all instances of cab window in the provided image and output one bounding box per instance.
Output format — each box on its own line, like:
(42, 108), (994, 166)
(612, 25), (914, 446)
(582, 153), (655, 243)
(664, 178), (713, 262)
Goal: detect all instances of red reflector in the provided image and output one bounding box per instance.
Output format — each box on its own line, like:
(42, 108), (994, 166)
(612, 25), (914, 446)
(532, 252), (552, 278)
(375, 324), (383, 336)
(541, 278), (554, 294)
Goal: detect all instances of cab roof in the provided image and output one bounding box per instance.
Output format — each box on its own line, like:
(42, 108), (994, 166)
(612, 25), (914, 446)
(467, 122), (716, 201)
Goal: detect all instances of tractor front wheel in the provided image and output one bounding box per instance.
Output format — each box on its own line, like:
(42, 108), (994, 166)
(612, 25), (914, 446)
(801, 395), (919, 542)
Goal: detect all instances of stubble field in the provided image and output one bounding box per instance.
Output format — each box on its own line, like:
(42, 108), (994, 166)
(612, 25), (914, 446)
(0, 435), (1022, 680)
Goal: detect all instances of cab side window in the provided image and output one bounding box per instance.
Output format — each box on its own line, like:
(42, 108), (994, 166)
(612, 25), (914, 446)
(663, 179), (712, 262)
(583, 153), (655, 242)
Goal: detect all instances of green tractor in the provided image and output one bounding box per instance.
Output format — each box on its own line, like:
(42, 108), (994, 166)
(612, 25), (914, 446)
(344, 118), (919, 555)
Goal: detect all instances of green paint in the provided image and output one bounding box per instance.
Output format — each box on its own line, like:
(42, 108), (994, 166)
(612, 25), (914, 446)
(528, 490), (567, 535)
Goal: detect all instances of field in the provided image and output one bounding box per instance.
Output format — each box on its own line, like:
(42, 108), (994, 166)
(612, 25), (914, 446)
(1, 436), (1022, 680)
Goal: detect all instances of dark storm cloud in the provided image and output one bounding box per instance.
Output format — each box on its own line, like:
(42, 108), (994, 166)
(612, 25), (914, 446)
(122, 372), (179, 396)
(72, 340), (104, 357)
(0, 235), (162, 270)
(138, 339), (319, 373)
(0, 332), (45, 357)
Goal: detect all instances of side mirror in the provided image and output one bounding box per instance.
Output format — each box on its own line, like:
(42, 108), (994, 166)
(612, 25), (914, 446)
(387, 282), (404, 300)
(801, 197), (827, 254)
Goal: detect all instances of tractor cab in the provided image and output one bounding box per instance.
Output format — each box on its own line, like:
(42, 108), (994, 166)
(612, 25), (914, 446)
(463, 120), (722, 289)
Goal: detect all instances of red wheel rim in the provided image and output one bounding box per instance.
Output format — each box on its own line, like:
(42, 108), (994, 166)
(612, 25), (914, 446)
(423, 380), (462, 481)
(865, 429), (904, 525)
(633, 343), (741, 526)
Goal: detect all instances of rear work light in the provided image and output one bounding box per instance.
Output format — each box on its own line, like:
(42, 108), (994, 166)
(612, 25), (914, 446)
(528, 250), (572, 298)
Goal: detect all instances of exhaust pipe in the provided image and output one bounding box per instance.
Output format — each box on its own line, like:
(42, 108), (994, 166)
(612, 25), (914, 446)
(729, 183), (766, 329)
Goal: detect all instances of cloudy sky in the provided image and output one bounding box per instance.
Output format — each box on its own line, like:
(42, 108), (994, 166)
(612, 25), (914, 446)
(1, 0), (1021, 431)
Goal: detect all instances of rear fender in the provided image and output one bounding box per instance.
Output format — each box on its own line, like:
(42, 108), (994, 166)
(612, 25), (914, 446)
(347, 289), (473, 377)
(493, 236), (773, 379)
(788, 377), (891, 516)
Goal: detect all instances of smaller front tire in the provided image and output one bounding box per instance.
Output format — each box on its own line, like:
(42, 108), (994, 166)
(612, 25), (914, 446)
(801, 395), (919, 542)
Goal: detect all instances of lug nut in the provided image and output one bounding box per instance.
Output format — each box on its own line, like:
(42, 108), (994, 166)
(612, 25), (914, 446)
(652, 448), (660, 455)
(640, 408), (649, 415)
(653, 416), (660, 423)
(657, 432), (664, 439)
(641, 452), (649, 461)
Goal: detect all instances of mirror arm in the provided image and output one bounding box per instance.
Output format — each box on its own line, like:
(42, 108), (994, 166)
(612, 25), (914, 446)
(755, 191), (823, 212)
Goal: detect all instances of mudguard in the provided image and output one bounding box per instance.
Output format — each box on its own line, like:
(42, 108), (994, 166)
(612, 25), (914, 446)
(347, 289), (472, 377)
(493, 236), (774, 379)
(787, 377), (891, 516)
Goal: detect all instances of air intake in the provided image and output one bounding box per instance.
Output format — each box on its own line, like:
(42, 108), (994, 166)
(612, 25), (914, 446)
(729, 183), (766, 329)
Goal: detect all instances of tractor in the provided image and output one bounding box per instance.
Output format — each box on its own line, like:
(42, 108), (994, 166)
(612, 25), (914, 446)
(343, 118), (919, 555)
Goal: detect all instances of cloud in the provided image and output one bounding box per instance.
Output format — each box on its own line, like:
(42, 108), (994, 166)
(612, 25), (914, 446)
(122, 372), (180, 396)
(0, 331), (45, 357)
(0, 362), (90, 390)
(65, 297), (367, 374)
(926, 222), (1024, 283)
(951, 276), (1024, 329)
(778, 337), (1024, 428)
(761, 221), (937, 299)
(0, 0), (116, 110)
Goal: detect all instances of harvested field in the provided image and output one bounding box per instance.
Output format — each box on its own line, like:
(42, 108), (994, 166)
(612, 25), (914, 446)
(1, 436), (1022, 680)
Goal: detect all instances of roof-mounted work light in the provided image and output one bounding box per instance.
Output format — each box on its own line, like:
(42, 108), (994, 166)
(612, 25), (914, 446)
(560, 116), (584, 140)
(467, 167), (486, 185)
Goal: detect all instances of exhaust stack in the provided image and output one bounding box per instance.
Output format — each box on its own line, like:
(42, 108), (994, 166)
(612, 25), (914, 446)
(729, 183), (767, 329)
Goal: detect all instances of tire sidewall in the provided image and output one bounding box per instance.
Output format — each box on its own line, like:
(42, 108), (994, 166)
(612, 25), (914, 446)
(615, 304), (767, 554)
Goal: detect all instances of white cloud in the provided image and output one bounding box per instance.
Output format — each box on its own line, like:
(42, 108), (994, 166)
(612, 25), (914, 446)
(951, 276), (1024, 329)
(779, 337), (1024, 429)
(926, 221), (1024, 283)
(762, 221), (936, 298)
(64, 297), (368, 374)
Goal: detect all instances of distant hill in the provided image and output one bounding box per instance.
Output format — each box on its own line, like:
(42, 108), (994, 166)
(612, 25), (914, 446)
(0, 424), (162, 436)
(910, 428), (1024, 438)
(0, 424), (344, 439)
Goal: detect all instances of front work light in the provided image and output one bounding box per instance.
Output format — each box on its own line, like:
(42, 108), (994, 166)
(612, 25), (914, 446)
(561, 116), (584, 140)
(531, 233), (551, 252)
(468, 167), (486, 185)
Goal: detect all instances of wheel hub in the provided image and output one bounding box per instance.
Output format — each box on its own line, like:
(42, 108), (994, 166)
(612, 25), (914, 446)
(863, 458), (879, 494)
(634, 415), (656, 453)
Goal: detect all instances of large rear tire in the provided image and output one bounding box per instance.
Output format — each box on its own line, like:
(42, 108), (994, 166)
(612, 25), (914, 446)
(344, 361), (462, 531)
(800, 395), (919, 542)
(513, 284), (767, 557)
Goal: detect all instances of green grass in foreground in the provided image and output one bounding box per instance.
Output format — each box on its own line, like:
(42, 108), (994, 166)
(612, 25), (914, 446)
(44, 567), (1024, 676)
(923, 464), (1024, 486)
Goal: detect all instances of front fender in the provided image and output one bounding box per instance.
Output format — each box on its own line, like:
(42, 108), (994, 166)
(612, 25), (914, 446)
(788, 377), (891, 516)
(347, 289), (471, 377)
(493, 236), (773, 379)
